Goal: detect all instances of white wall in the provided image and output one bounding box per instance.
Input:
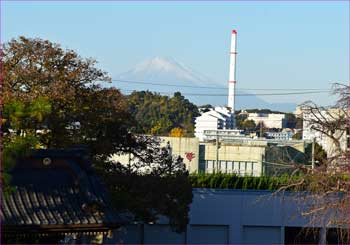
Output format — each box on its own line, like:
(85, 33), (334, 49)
(247, 113), (285, 129)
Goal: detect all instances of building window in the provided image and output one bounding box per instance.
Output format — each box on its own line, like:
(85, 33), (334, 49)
(239, 162), (246, 175)
(246, 162), (253, 175)
(220, 161), (227, 173)
(243, 226), (281, 244)
(233, 161), (239, 172)
(284, 227), (320, 244)
(226, 161), (233, 172)
(327, 228), (350, 244)
(207, 161), (214, 170)
(189, 225), (229, 244)
(252, 163), (259, 176)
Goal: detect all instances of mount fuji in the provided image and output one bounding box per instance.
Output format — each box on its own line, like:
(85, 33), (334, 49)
(113, 56), (296, 112)
(117, 56), (216, 86)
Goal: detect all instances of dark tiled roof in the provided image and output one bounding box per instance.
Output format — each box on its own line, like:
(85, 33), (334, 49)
(2, 185), (118, 227)
(1, 149), (123, 234)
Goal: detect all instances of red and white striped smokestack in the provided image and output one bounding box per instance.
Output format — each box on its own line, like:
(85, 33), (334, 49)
(228, 29), (237, 112)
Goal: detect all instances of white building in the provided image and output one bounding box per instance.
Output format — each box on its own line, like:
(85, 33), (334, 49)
(302, 108), (348, 157)
(247, 113), (286, 129)
(294, 105), (303, 118)
(194, 107), (235, 141)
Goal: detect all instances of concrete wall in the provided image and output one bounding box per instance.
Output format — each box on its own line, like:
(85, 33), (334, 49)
(202, 142), (265, 176)
(111, 136), (307, 176)
(204, 144), (265, 163)
(160, 137), (199, 173)
(105, 189), (345, 244)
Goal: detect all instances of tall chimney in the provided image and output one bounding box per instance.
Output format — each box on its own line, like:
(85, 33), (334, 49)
(228, 29), (237, 112)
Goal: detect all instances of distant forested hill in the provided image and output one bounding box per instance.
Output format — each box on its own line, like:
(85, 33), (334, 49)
(126, 91), (199, 136)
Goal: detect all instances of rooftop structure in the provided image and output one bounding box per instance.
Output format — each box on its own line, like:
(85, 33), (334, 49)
(2, 149), (122, 243)
(194, 107), (235, 141)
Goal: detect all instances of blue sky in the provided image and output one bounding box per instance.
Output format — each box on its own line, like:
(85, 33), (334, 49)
(2, 1), (349, 106)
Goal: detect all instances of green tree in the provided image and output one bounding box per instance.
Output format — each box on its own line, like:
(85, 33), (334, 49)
(2, 98), (52, 193)
(236, 113), (248, 129)
(241, 119), (256, 133)
(285, 113), (297, 128)
(126, 91), (199, 136)
(292, 131), (302, 140)
(245, 109), (283, 114)
(305, 141), (327, 166)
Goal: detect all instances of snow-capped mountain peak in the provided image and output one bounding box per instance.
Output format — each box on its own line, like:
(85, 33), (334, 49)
(117, 56), (213, 85)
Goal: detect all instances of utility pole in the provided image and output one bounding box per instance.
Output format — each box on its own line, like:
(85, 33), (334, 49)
(127, 152), (132, 171)
(347, 82), (350, 160)
(216, 133), (219, 172)
(311, 137), (315, 169)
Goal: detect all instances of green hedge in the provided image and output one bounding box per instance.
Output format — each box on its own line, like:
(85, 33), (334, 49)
(189, 173), (293, 190)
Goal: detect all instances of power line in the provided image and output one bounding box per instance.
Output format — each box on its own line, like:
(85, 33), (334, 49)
(263, 161), (300, 168)
(119, 89), (330, 97)
(111, 79), (330, 92)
